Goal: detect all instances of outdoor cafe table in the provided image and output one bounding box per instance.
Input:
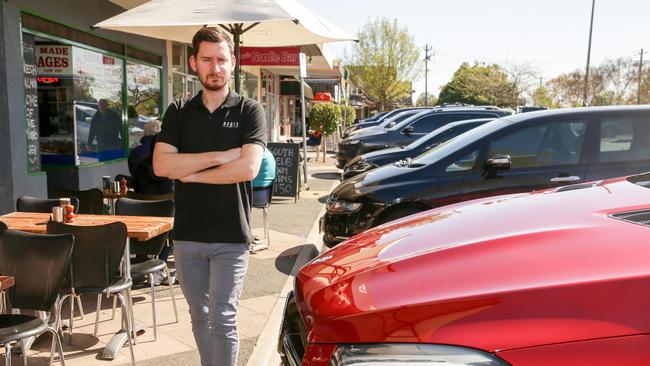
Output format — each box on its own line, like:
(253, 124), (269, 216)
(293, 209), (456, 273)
(0, 211), (174, 359)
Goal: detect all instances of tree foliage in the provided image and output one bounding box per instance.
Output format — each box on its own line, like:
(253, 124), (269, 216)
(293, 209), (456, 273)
(415, 93), (437, 106)
(345, 17), (421, 111)
(438, 62), (518, 107)
(309, 103), (342, 136)
(546, 58), (649, 107)
(339, 104), (356, 126)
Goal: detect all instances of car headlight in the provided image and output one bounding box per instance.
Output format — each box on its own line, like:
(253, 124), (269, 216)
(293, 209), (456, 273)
(347, 159), (377, 172)
(344, 140), (360, 145)
(329, 344), (509, 366)
(328, 199), (363, 213)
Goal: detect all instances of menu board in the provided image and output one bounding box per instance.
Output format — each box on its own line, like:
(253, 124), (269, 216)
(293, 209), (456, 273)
(22, 33), (41, 173)
(268, 142), (300, 200)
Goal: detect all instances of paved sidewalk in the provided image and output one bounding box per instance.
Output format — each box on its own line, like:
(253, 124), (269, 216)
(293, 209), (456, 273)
(9, 152), (339, 366)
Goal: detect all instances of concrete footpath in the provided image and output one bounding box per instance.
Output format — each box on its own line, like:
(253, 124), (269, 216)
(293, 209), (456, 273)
(15, 152), (339, 366)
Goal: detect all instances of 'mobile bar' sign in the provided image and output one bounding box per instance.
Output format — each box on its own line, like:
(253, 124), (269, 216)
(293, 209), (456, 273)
(240, 47), (300, 66)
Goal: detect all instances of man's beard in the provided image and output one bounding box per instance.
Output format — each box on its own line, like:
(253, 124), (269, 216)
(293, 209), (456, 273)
(200, 73), (229, 91)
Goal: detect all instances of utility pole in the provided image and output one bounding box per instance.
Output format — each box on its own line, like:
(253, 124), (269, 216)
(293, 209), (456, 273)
(583, 0), (596, 107)
(638, 48), (645, 104)
(424, 44), (432, 106)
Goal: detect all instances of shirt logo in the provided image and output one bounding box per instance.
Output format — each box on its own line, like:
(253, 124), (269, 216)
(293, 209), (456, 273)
(223, 121), (239, 128)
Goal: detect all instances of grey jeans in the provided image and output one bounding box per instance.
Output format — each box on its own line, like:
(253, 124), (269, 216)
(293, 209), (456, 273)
(174, 240), (250, 366)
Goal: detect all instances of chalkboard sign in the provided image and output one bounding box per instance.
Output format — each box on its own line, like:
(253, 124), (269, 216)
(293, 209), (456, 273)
(22, 33), (41, 173)
(268, 142), (300, 200)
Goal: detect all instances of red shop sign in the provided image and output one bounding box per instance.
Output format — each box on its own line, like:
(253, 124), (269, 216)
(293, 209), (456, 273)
(240, 47), (300, 66)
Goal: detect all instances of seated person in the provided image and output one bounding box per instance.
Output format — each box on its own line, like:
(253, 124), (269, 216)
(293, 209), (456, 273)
(252, 147), (277, 206)
(306, 129), (322, 146)
(128, 120), (173, 195)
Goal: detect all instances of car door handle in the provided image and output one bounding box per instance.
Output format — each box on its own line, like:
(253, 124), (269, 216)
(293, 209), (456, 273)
(550, 176), (581, 183)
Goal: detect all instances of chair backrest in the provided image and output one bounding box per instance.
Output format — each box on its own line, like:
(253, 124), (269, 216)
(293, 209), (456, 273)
(17, 195), (80, 214)
(0, 229), (74, 311)
(52, 188), (103, 214)
(252, 181), (274, 209)
(47, 221), (126, 290)
(115, 198), (173, 256)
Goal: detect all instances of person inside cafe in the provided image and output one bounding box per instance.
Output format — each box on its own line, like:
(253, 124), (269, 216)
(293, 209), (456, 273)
(153, 27), (265, 366)
(128, 119), (173, 195)
(87, 98), (123, 152)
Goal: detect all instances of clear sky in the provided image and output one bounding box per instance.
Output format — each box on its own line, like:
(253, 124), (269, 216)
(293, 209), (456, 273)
(300, 0), (650, 102)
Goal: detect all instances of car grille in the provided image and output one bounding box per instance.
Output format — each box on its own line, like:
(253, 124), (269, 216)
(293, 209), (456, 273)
(610, 209), (650, 226)
(278, 291), (308, 366)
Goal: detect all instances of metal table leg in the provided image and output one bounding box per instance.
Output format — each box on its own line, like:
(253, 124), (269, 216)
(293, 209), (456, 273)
(100, 237), (146, 360)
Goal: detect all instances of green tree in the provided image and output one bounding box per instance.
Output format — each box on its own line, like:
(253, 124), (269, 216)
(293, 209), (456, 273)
(309, 103), (342, 136)
(531, 86), (556, 108)
(438, 62), (518, 107)
(345, 17), (422, 111)
(415, 93), (437, 106)
(339, 104), (356, 127)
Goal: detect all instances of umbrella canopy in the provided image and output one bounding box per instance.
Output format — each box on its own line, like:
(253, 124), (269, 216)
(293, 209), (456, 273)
(94, 0), (353, 91)
(95, 0), (352, 46)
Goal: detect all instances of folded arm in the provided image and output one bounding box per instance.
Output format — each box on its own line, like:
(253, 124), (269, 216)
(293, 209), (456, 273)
(153, 142), (241, 180)
(180, 143), (264, 185)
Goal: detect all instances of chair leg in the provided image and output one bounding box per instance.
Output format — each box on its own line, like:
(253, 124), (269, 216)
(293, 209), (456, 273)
(5, 342), (12, 366)
(94, 294), (102, 337)
(20, 339), (27, 366)
(46, 327), (66, 366)
(111, 295), (117, 320)
(75, 295), (85, 320)
(116, 292), (135, 366)
(69, 292), (74, 344)
(125, 288), (137, 345)
(165, 267), (179, 323)
(147, 273), (157, 341)
(263, 207), (270, 247)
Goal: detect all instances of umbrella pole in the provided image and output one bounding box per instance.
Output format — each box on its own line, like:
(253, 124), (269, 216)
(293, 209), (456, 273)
(233, 25), (242, 93)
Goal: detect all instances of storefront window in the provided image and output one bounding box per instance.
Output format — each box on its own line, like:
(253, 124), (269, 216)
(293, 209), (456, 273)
(34, 37), (76, 165)
(126, 62), (161, 148)
(73, 47), (124, 164)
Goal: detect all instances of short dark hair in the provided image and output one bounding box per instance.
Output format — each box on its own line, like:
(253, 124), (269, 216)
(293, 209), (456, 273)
(191, 27), (234, 57)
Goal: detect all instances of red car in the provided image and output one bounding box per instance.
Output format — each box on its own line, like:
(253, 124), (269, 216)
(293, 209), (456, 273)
(280, 172), (650, 365)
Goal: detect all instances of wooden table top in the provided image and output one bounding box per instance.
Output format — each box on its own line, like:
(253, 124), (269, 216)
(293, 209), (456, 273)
(0, 212), (173, 241)
(0, 276), (14, 291)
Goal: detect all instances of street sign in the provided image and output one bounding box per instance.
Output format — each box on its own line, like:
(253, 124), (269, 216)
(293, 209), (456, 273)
(299, 53), (307, 78)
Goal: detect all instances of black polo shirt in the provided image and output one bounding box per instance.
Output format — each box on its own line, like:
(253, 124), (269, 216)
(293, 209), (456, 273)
(157, 90), (266, 244)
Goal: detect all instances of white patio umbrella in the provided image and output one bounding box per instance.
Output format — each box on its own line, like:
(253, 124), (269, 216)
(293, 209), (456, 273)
(94, 0), (354, 92)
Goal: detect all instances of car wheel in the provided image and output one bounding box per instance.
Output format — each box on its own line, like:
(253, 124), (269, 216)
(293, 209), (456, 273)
(374, 206), (425, 226)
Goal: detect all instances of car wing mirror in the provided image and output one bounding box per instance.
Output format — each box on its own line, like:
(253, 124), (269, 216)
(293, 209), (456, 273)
(402, 126), (414, 134)
(386, 122), (396, 128)
(485, 154), (511, 170)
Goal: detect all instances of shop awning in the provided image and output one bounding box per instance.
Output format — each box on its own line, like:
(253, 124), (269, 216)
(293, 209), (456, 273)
(280, 79), (313, 99)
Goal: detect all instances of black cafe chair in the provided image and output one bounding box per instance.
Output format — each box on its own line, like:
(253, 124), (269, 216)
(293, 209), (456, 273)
(17, 195), (80, 214)
(47, 221), (136, 366)
(0, 228), (74, 366)
(19, 196), (85, 321)
(51, 188), (103, 214)
(115, 198), (178, 341)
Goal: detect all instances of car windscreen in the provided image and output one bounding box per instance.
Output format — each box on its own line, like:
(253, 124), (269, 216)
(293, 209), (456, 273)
(378, 110), (423, 128)
(412, 118), (511, 165)
(627, 172), (650, 188)
(406, 120), (487, 150)
(387, 110), (433, 131)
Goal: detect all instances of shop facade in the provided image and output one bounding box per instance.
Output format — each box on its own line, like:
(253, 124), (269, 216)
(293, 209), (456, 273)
(0, 0), (168, 213)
